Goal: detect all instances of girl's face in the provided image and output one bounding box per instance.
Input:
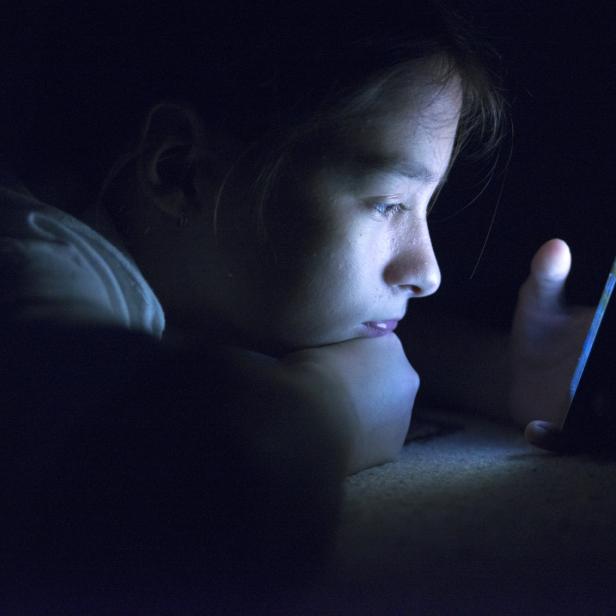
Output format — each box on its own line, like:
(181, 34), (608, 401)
(198, 73), (461, 355)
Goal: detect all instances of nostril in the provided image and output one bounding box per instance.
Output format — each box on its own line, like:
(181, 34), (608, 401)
(410, 284), (422, 295)
(401, 284), (422, 296)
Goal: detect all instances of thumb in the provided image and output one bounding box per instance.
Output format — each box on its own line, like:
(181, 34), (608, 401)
(522, 238), (572, 313)
(525, 420), (570, 453)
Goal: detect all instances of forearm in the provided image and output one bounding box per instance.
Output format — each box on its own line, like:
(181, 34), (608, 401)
(399, 311), (511, 421)
(223, 345), (407, 475)
(218, 345), (352, 473)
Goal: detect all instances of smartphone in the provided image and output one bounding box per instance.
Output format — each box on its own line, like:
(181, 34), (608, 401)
(562, 256), (616, 453)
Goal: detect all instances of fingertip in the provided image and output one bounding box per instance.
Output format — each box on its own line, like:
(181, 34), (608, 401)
(543, 237), (570, 258)
(531, 238), (571, 282)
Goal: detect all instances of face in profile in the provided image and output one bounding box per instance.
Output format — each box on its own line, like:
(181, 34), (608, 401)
(191, 67), (461, 355)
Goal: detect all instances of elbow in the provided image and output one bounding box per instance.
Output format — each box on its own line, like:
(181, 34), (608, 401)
(345, 406), (412, 475)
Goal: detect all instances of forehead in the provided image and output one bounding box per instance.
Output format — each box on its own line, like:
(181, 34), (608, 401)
(332, 76), (462, 183)
(362, 64), (461, 135)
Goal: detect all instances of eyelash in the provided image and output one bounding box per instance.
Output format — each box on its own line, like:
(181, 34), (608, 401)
(373, 202), (408, 217)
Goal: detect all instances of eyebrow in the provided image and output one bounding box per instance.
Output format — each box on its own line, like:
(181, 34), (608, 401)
(348, 155), (445, 184)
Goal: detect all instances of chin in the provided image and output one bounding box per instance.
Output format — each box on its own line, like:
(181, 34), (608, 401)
(248, 320), (359, 356)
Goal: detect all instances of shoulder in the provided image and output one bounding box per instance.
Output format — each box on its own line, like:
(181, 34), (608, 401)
(0, 176), (165, 336)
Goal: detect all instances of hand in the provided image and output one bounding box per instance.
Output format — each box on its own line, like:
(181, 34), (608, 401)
(281, 333), (419, 473)
(509, 239), (594, 450)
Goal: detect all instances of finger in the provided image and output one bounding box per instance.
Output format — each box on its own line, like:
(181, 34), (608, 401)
(524, 238), (572, 313)
(524, 420), (569, 452)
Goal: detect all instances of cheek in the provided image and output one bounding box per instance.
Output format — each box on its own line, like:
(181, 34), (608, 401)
(282, 231), (378, 318)
(266, 247), (350, 334)
(260, 185), (384, 315)
(287, 249), (350, 305)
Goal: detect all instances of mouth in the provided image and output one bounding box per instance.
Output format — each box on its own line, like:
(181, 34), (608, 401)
(362, 320), (399, 337)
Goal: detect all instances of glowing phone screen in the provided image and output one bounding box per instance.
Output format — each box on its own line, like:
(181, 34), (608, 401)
(568, 257), (616, 403)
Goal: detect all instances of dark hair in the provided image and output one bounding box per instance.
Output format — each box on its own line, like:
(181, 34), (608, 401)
(16, 1), (506, 237)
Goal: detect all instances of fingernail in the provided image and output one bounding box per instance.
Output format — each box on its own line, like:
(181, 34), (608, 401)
(533, 421), (555, 435)
(526, 421), (558, 448)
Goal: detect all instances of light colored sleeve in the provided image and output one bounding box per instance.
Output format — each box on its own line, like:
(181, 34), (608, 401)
(0, 235), (124, 327)
(0, 183), (164, 335)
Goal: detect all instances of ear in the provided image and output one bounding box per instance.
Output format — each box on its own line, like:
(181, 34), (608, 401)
(137, 102), (209, 221)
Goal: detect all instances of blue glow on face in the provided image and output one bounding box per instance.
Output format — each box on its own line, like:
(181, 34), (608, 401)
(569, 257), (616, 401)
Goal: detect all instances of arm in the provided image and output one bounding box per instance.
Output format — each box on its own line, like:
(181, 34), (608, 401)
(223, 332), (418, 475)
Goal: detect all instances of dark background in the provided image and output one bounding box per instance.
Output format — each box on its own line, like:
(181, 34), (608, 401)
(2, 0), (614, 325)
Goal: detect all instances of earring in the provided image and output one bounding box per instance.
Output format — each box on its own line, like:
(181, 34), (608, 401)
(177, 213), (189, 228)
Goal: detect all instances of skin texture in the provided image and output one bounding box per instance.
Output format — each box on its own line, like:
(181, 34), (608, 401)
(247, 82), (455, 352)
(281, 333), (420, 473)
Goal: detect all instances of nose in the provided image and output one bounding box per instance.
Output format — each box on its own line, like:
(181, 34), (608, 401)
(383, 219), (441, 298)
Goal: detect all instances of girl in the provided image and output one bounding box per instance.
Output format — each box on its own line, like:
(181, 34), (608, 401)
(1, 0), (592, 602)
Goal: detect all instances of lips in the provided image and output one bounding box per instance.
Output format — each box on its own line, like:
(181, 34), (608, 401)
(362, 320), (399, 336)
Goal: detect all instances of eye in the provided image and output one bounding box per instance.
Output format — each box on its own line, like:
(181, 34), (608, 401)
(372, 202), (408, 217)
